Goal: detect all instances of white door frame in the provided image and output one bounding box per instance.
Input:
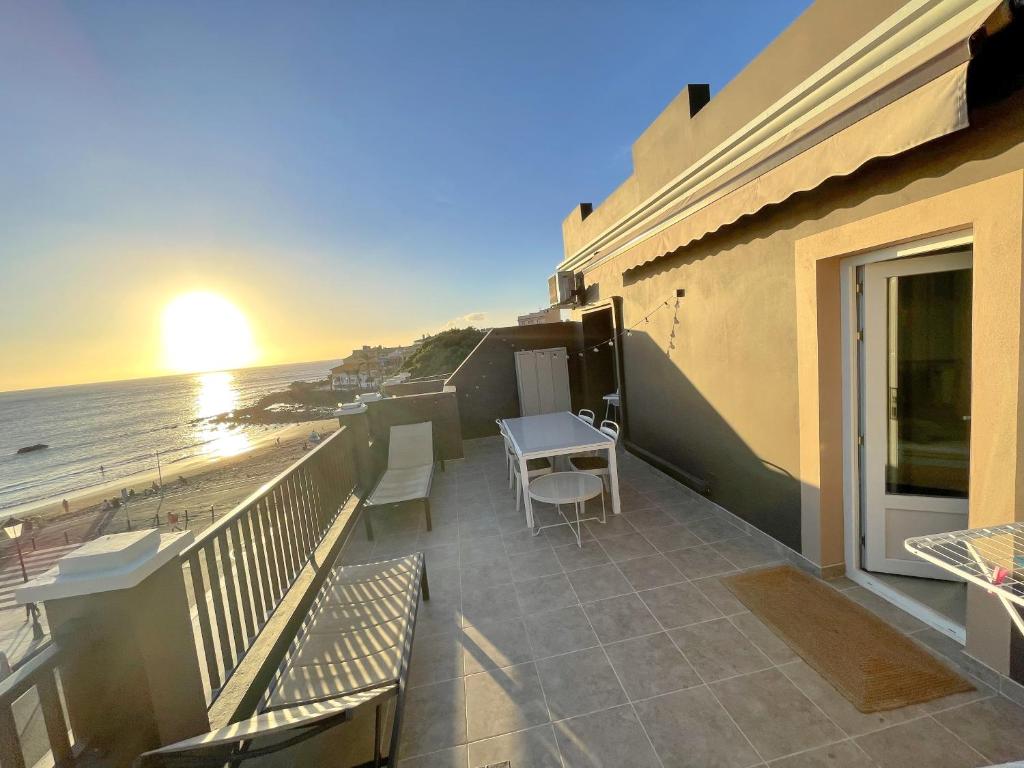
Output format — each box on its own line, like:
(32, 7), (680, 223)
(840, 230), (973, 643)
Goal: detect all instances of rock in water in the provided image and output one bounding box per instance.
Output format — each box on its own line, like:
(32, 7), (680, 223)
(16, 443), (49, 454)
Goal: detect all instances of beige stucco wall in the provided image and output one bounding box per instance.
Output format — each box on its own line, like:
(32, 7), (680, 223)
(561, 176), (640, 261)
(584, 207), (805, 548)
(574, 86), (1024, 547)
(795, 170), (1024, 673)
(632, 85), (709, 200)
(573, 91), (1024, 671)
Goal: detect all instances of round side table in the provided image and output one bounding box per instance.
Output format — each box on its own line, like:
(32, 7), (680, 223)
(528, 471), (605, 548)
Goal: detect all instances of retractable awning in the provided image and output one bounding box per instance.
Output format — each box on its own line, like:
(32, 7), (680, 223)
(562, 0), (1011, 277)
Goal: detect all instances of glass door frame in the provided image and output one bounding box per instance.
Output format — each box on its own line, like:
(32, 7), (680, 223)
(839, 230), (973, 643)
(861, 249), (972, 578)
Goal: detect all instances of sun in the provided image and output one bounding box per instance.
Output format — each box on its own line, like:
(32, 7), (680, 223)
(162, 292), (258, 373)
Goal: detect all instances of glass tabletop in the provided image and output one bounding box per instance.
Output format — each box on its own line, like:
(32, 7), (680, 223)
(501, 411), (613, 457)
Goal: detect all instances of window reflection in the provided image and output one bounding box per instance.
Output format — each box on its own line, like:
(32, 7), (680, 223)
(885, 268), (971, 497)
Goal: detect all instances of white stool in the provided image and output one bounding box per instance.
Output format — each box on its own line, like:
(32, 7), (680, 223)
(528, 471), (605, 548)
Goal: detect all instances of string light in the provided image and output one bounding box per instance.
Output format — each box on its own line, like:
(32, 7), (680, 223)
(576, 291), (683, 357)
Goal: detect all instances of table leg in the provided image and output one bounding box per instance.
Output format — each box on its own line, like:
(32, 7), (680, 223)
(519, 455), (534, 530)
(607, 446), (621, 516)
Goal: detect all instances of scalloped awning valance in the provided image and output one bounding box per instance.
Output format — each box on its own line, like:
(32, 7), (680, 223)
(560, 0), (1009, 277)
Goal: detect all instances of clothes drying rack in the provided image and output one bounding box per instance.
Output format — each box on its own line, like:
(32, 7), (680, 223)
(905, 522), (1024, 637)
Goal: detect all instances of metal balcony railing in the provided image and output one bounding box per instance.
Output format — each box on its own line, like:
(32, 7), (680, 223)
(0, 643), (73, 768)
(0, 424), (362, 768)
(179, 426), (358, 700)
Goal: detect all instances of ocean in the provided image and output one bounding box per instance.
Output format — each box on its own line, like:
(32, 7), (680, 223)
(0, 360), (337, 514)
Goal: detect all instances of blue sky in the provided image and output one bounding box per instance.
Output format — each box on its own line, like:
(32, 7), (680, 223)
(0, 0), (810, 390)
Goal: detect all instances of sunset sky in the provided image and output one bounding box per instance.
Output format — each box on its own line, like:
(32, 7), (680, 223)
(0, 0), (809, 392)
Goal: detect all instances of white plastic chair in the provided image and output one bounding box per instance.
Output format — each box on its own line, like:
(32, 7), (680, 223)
(569, 420), (619, 494)
(496, 418), (511, 479)
(576, 409), (596, 426)
(499, 420), (552, 510)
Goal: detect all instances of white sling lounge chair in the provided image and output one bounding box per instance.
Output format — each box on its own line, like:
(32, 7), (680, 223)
(363, 422), (436, 540)
(136, 553), (429, 767)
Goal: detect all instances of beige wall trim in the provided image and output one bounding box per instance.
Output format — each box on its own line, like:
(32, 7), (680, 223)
(794, 171), (1024, 672)
(559, 0), (1004, 274)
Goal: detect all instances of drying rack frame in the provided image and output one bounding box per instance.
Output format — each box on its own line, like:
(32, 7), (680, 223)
(905, 522), (1024, 637)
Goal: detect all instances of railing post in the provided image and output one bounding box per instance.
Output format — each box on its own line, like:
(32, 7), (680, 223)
(16, 530), (210, 766)
(336, 404), (374, 491)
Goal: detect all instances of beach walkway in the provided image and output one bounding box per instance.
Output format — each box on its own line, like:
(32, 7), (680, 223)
(0, 543), (79, 614)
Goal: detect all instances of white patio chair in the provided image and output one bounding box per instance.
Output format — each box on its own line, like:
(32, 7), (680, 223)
(568, 419), (619, 494)
(576, 409), (596, 426)
(499, 420), (553, 510)
(363, 422), (436, 539)
(496, 418), (512, 480)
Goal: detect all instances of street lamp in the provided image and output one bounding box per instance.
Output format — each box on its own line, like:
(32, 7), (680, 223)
(3, 517), (45, 640)
(2, 518), (27, 583)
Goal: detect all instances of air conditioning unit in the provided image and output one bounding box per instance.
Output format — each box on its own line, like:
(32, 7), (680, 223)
(548, 271), (577, 307)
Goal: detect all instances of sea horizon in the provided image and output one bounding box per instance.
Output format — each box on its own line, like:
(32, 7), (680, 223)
(0, 356), (341, 397)
(0, 359), (340, 514)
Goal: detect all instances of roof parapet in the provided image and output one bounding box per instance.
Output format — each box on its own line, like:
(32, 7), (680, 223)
(632, 83), (712, 200)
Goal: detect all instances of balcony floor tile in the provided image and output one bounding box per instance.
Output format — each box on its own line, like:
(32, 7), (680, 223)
(347, 437), (1024, 768)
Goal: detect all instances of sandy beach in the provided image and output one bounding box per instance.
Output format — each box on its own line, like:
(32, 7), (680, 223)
(1, 419), (340, 553)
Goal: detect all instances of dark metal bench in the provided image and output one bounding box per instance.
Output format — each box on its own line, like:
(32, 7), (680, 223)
(137, 552), (429, 767)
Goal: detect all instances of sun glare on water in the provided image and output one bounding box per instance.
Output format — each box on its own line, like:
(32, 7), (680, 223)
(162, 292), (258, 373)
(195, 371), (251, 458)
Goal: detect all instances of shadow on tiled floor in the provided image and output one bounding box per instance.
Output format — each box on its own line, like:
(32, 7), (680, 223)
(337, 437), (1024, 768)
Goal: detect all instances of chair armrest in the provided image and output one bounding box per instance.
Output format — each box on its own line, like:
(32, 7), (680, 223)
(135, 685), (397, 767)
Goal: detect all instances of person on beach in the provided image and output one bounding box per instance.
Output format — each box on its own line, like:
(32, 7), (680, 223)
(99, 465), (105, 478)
(62, 499), (69, 514)
(26, 603), (43, 640)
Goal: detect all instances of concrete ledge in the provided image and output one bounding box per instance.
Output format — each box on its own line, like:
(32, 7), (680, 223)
(15, 531), (193, 604)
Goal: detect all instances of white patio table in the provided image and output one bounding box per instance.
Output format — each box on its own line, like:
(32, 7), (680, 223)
(501, 411), (621, 530)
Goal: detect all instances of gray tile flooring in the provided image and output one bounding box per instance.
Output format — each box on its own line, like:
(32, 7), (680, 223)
(337, 437), (1024, 768)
